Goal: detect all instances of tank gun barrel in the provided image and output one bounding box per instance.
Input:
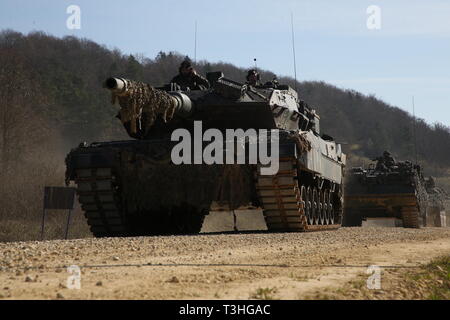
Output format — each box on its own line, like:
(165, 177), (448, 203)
(104, 77), (193, 138)
(104, 77), (128, 94)
(168, 91), (193, 116)
(105, 77), (192, 116)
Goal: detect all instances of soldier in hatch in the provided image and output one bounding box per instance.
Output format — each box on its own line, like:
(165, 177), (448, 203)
(374, 151), (396, 171)
(382, 151), (396, 167)
(170, 59), (210, 90)
(246, 69), (261, 86)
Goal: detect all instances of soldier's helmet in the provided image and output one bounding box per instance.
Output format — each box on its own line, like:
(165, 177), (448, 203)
(179, 59), (193, 73)
(246, 69), (260, 81)
(383, 151), (391, 157)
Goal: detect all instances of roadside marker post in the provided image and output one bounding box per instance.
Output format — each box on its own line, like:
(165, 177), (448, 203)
(41, 186), (76, 240)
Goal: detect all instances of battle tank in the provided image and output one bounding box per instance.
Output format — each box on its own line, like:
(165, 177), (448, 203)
(343, 152), (428, 228)
(65, 72), (346, 237)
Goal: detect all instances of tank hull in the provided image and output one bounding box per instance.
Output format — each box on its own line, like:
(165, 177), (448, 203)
(66, 131), (345, 236)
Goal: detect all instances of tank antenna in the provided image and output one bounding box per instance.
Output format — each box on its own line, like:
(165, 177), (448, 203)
(412, 96), (418, 165)
(254, 58), (258, 72)
(291, 12), (298, 93)
(194, 20), (197, 63)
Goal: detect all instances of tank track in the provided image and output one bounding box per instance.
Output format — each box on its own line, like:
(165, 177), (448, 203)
(75, 167), (127, 237)
(401, 205), (420, 228)
(74, 167), (207, 237)
(344, 193), (423, 228)
(74, 157), (342, 235)
(256, 157), (341, 232)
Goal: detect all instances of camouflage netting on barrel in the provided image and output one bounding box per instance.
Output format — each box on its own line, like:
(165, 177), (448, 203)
(110, 80), (176, 136)
(119, 147), (257, 213)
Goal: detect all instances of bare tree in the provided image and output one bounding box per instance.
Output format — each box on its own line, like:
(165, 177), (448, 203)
(0, 49), (51, 173)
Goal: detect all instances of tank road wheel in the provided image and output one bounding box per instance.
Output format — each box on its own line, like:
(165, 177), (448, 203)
(256, 157), (341, 232)
(336, 192), (344, 225)
(323, 190), (330, 225)
(328, 193), (334, 225)
(299, 185), (306, 226)
(306, 186), (313, 225)
(321, 191), (326, 225)
(300, 185), (306, 214)
(317, 190), (323, 225)
(312, 188), (319, 225)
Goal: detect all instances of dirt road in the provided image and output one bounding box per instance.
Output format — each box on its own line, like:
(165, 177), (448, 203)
(0, 227), (449, 299)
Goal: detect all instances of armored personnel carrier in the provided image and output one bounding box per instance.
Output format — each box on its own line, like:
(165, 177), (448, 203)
(65, 72), (346, 236)
(344, 152), (427, 228)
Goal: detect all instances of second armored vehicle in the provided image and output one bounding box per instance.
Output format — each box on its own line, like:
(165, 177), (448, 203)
(344, 152), (427, 228)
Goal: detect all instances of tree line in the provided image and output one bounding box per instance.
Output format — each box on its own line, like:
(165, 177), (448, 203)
(1, 29), (449, 174)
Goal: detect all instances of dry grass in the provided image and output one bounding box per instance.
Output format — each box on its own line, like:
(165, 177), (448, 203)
(250, 287), (278, 300)
(314, 256), (450, 300)
(0, 151), (92, 242)
(0, 207), (91, 242)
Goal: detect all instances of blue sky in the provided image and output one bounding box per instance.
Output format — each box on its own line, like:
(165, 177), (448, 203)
(1, 0), (449, 126)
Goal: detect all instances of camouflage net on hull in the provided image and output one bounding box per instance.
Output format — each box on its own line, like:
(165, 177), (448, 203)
(118, 134), (314, 213)
(121, 158), (257, 213)
(111, 80), (176, 136)
(113, 139), (256, 213)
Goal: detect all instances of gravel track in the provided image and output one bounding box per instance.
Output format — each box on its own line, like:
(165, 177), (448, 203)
(0, 227), (449, 299)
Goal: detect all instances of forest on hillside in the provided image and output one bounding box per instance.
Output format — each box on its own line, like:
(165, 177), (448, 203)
(2, 30), (449, 169)
(0, 30), (449, 240)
